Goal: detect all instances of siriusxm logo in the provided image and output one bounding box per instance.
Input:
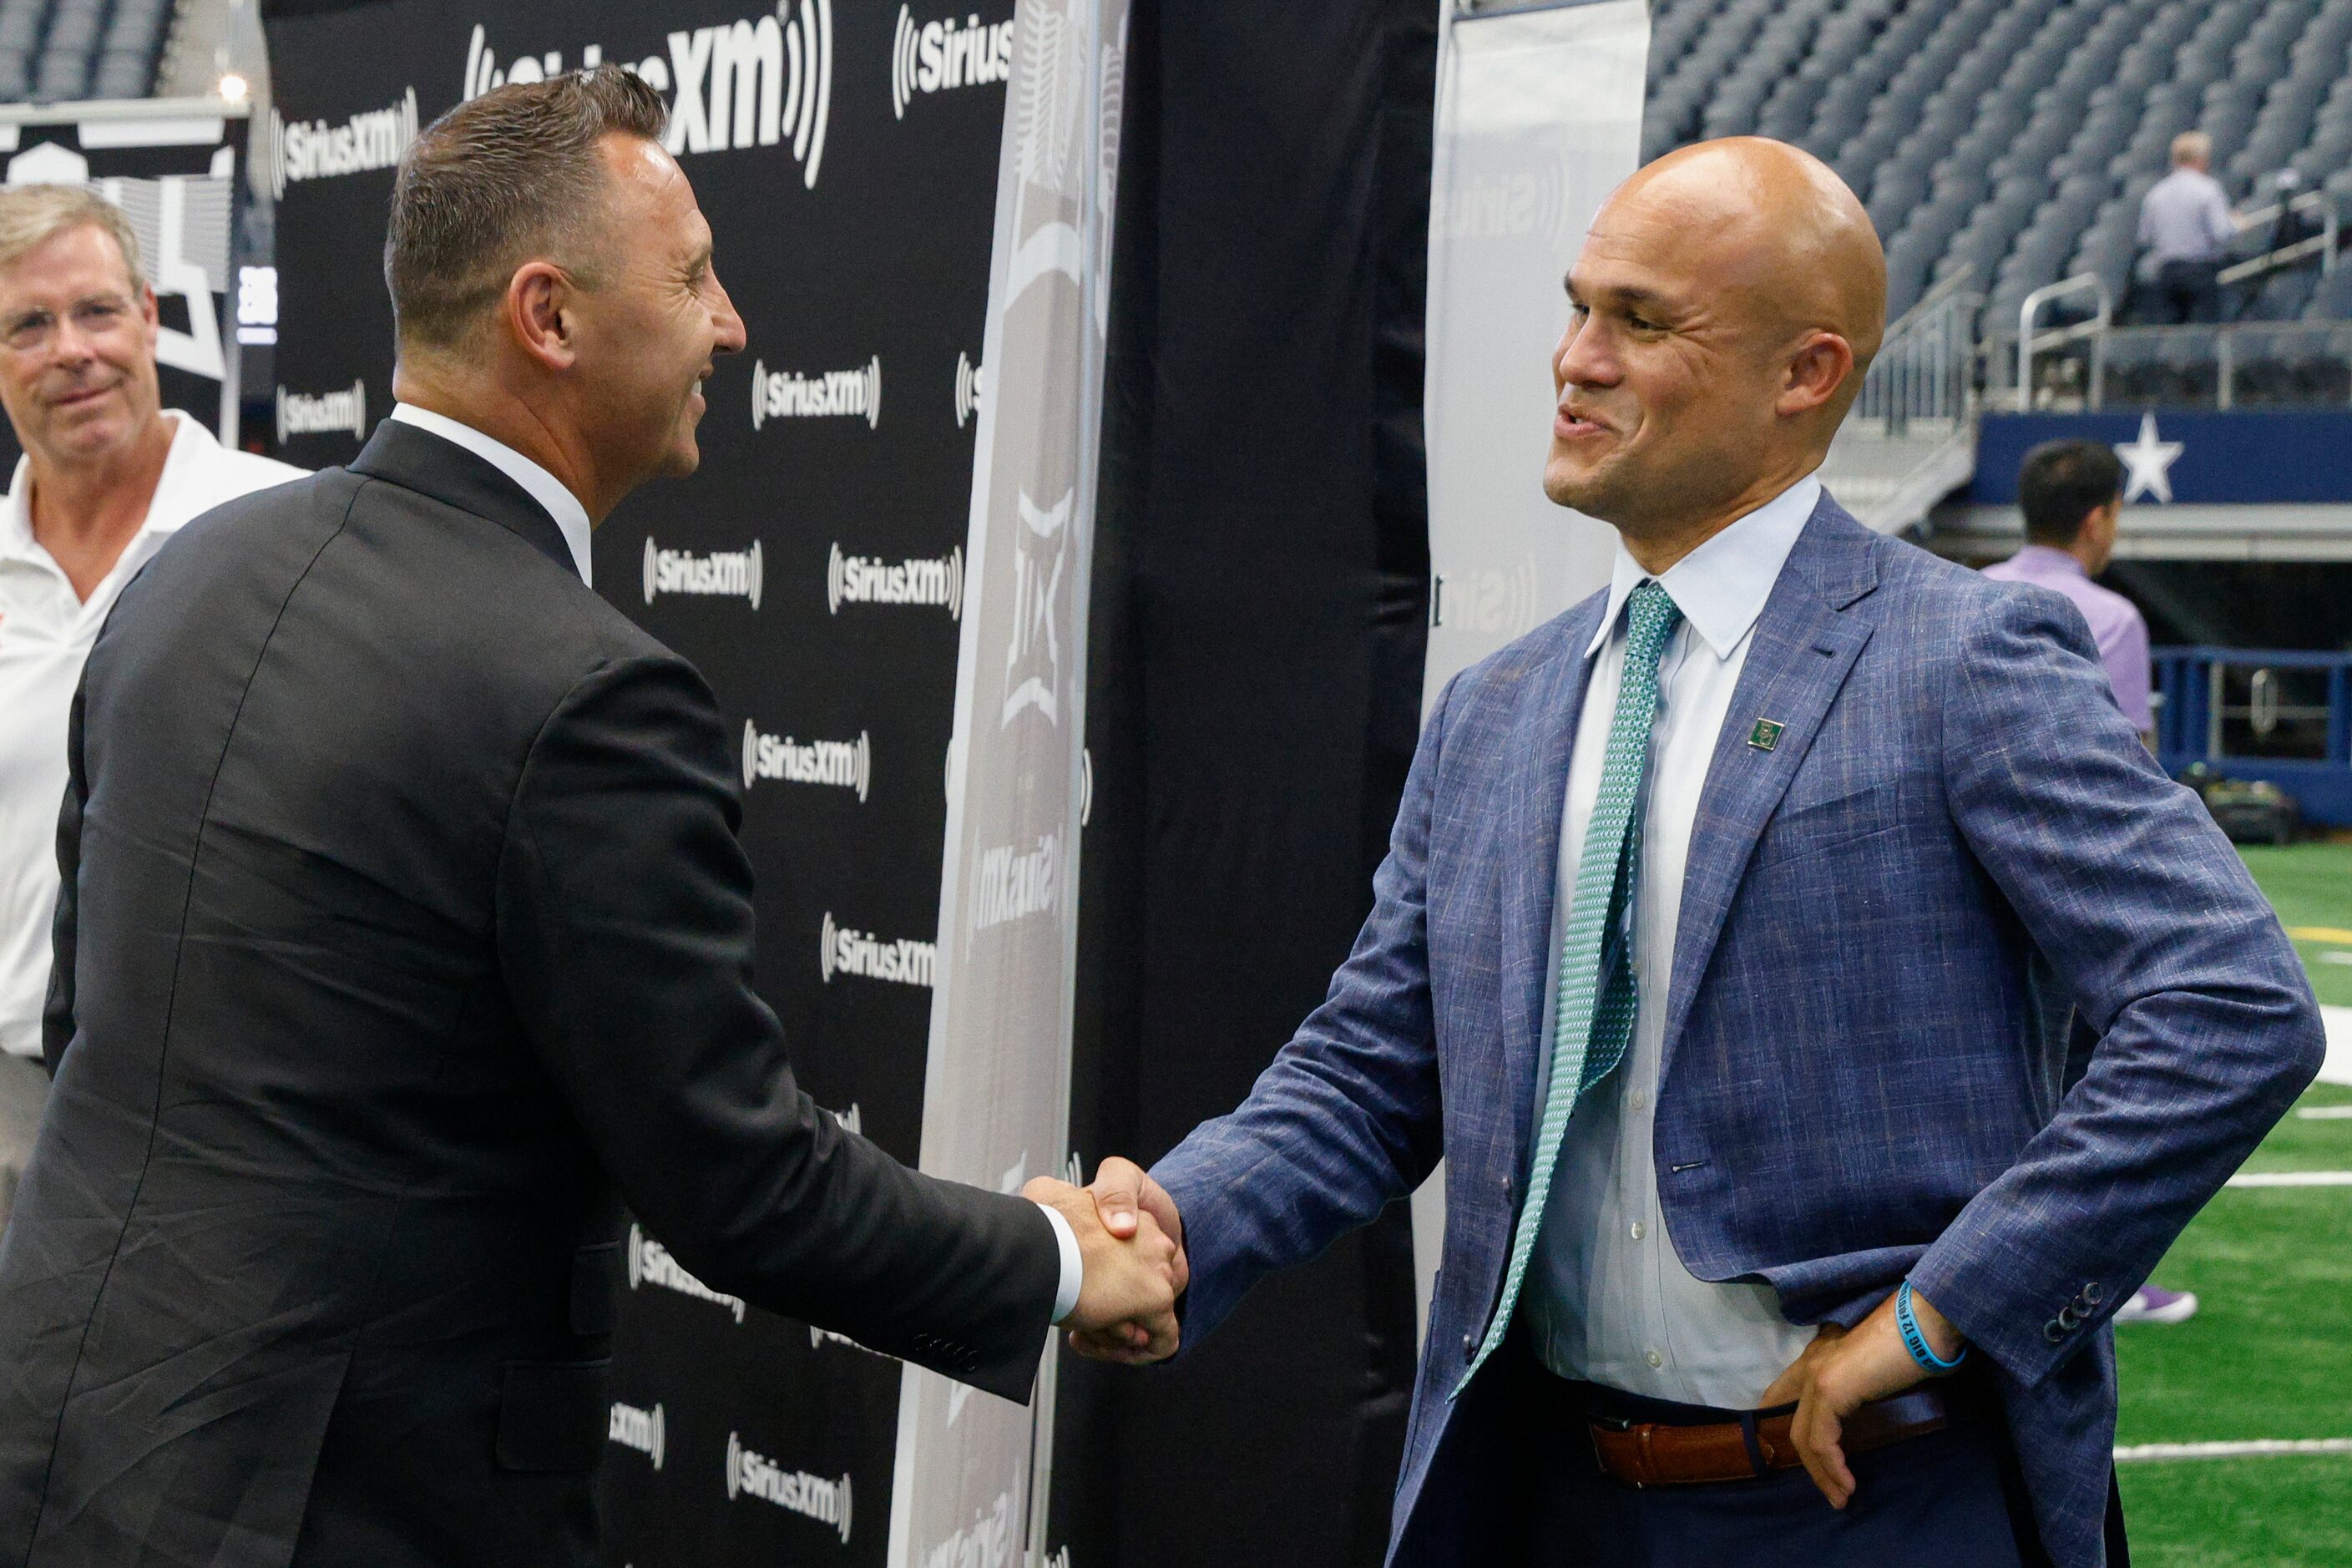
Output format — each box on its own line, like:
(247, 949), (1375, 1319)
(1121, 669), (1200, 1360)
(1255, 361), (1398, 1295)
(643, 537), (764, 609)
(608, 1402), (667, 1470)
(724, 1434), (852, 1544)
(751, 356), (879, 430)
(819, 912), (935, 987)
(919, 1490), (1016, 1568)
(826, 541), (963, 619)
(1430, 155), (1582, 248)
(741, 722), (871, 802)
(266, 89), (417, 200)
(1430, 557), (1541, 637)
(890, 6), (1013, 119)
(625, 1222), (748, 1323)
(953, 351), (984, 428)
(276, 381), (366, 444)
(971, 831), (1060, 933)
(461, 1), (833, 188)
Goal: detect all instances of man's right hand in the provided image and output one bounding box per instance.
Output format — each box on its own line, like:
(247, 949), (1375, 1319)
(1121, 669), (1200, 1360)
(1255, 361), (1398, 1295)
(1024, 1174), (1182, 1363)
(1065, 1156), (1188, 1365)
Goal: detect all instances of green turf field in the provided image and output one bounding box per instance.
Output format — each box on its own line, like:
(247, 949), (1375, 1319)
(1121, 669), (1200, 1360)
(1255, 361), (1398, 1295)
(2114, 844), (2351, 1567)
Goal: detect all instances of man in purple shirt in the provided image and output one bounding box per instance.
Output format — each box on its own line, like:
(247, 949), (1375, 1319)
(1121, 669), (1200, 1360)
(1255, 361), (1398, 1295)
(1986, 439), (2153, 741)
(1987, 438), (2196, 1327)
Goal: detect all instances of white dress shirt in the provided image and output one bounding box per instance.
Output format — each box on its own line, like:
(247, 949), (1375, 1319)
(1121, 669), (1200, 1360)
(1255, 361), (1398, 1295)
(387, 404), (1086, 1323)
(0, 412), (303, 1060)
(1523, 474), (1822, 1409)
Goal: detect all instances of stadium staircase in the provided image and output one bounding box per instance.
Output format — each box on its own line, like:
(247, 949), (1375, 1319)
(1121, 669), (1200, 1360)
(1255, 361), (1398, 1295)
(1648, 0), (2352, 532)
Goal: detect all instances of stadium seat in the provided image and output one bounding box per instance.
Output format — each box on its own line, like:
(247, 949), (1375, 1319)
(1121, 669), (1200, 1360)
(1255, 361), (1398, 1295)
(0, 0), (175, 104)
(1647, 0), (2352, 366)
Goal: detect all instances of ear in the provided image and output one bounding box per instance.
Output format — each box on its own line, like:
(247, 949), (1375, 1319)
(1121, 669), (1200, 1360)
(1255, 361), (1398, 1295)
(501, 260), (579, 375)
(1777, 330), (1857, 417)
(135, 284), (159, 331)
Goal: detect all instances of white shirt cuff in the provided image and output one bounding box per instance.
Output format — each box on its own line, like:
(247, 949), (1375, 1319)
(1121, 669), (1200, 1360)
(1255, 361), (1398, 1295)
(1036, 1201), (1084, 1324)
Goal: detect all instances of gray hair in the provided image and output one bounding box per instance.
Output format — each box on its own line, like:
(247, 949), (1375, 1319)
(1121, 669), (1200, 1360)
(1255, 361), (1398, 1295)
(385, 65), (668, 353)
(0, 184), (148, 294)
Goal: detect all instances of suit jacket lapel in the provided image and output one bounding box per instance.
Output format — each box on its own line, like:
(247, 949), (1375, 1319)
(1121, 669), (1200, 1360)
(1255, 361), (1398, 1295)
(1499, 594), (1607, 1166)
(1659, 502), (1880, 1080)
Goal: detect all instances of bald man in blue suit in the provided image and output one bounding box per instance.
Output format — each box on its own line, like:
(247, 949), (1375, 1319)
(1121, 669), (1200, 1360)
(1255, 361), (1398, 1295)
(1076, 139), (2322, 1568)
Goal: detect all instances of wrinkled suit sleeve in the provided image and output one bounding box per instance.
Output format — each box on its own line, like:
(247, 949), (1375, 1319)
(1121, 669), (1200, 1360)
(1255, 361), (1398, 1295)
(1150, 675), (1453, 1347)
(495, 651), (1060, 1401)
(1908, 588), (2323, 1385)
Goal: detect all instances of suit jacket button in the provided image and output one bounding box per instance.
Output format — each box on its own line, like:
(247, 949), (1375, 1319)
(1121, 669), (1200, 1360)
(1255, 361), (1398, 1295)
(2082, 1282), (2105, 1306)
(2045, 1319), (2068, 1343)
(1461, 1333), (1478, 1363)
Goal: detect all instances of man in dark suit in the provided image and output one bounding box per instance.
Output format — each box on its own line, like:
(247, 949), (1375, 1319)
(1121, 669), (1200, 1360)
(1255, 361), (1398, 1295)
(0, 68), (1176, 1567)
(1076, 139), (2321, 1567)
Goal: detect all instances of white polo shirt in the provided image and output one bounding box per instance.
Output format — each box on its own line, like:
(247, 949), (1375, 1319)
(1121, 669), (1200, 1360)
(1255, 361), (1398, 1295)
(0, 411), (304, 1058)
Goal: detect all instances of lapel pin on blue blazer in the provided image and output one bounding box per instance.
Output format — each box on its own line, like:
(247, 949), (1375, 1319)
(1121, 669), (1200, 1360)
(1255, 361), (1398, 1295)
(1748, 718), (1786, 751)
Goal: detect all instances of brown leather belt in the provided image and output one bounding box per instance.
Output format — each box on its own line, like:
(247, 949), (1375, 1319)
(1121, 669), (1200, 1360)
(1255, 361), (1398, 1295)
(1588, 1384), (1956, 1489)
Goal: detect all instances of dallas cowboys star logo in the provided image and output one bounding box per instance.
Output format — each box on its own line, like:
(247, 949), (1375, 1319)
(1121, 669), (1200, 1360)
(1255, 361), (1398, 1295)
(2113, 411), (2184, 504)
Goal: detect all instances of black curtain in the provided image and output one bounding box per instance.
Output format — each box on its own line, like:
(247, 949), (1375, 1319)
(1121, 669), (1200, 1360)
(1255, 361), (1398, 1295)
(1059, 0), (1438, 1560)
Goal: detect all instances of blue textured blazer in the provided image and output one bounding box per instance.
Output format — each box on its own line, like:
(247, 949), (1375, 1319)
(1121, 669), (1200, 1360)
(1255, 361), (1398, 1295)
(1152, 495), (2323, 1568)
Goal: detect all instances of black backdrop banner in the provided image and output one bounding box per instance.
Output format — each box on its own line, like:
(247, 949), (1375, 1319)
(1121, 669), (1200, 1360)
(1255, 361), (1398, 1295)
(1056, 0), (1435, 1559)
(264, 1), (1009, 1560)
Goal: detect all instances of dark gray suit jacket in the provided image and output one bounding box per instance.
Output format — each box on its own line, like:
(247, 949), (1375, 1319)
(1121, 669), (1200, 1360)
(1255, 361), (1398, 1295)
(0, 419), (1058, 1567)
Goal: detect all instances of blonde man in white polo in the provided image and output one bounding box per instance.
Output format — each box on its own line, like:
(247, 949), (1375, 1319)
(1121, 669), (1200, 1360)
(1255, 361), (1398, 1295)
(0, 185), (302, 1222)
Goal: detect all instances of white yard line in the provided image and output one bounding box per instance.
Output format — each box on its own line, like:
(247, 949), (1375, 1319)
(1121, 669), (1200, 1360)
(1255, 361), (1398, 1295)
(2322, 1005), (2352, 1088)
(2299, 1106), (2352, 1120)
(2224, 1171), (2352, 1187)
(2114, 1439), (2352, 1463)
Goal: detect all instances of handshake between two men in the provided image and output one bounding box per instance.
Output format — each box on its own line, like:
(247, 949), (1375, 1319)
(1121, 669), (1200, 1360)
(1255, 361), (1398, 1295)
(1023, 1158), (1189, 1363)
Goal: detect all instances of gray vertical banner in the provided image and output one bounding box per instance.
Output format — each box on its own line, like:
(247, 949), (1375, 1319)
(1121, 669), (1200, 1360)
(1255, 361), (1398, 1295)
(886, 0), (1127, 1561)
(1410, 0), (1649, 1344)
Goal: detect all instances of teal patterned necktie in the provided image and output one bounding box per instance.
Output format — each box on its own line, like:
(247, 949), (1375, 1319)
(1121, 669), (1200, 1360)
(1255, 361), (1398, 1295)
(1457, 579), (1682, 1394)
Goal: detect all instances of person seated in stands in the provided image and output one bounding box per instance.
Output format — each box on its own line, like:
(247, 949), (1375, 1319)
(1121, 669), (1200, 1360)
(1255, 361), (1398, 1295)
(2137, 132), (2242, 326)
(1985, 438), (2197, 1329)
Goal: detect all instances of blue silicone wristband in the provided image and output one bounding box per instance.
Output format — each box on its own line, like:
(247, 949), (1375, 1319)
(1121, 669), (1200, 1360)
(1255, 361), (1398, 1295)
(1897, 1280), (1968, 1374)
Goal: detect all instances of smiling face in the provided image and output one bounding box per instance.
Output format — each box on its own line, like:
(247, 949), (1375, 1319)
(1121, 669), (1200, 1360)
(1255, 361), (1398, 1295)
(1543, 139), (1884, 548)
(0, 221), (163, 472)
(564, 134), (746, 488)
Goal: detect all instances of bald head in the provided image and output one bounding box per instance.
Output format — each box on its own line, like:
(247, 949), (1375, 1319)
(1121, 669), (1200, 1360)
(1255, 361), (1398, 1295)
(1619, 138), (1885, 381)
(1545, 136), (1886, 569)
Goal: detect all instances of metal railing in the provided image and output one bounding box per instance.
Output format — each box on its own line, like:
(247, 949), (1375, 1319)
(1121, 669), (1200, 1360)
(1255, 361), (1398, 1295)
(1855, 269), (1981, 434)
(2016, 273), (2112, 413)
(2155, 646), (2352, 827)
(2218, 188), (2340, 288)
(2068, 319), (2352, 410)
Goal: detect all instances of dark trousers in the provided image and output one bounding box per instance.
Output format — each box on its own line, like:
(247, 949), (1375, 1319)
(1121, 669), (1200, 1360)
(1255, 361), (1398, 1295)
(2151, 259), (2223, 325)
(1519, 1376), (2052, 1568)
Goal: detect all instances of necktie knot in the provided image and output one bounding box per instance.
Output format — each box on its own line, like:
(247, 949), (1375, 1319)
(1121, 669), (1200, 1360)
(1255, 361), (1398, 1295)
(1625, 580), (1682, 669)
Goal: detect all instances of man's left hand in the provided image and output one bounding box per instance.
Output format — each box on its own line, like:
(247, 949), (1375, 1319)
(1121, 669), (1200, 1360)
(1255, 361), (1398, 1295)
(1758, 1285), (1964, 1509)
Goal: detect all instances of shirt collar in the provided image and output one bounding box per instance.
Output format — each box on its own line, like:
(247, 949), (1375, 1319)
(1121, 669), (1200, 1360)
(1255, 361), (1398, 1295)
(0, 409), (218, 565)
(2005, 543), (2088, 580)
(1585, 473), (1822, 661)
(389, 403), (594, 586)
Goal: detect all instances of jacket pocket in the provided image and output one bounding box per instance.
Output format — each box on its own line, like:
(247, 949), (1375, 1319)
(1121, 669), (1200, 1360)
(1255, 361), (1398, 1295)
(570, 1241), (620, 1337)
(494, 1359), (611, 1473)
